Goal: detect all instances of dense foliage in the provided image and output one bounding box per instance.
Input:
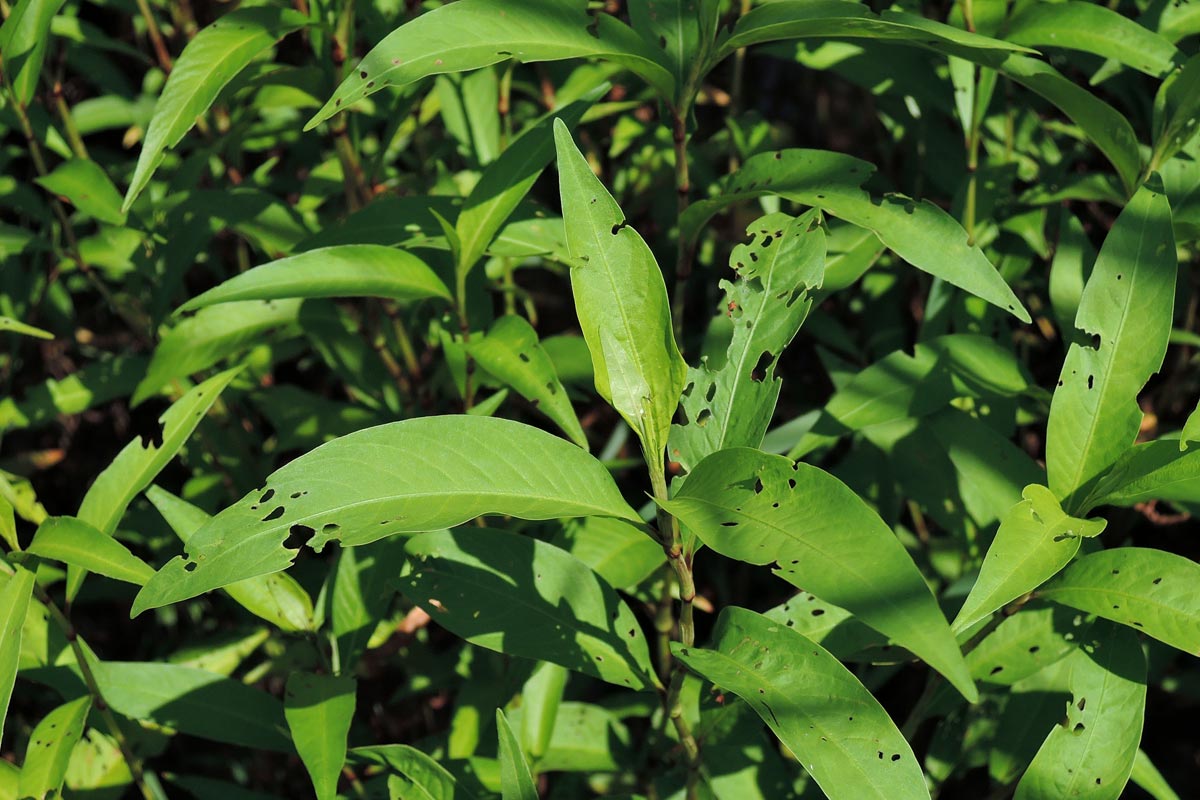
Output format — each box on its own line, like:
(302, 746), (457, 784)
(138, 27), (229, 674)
(1, 0), (1199, 798)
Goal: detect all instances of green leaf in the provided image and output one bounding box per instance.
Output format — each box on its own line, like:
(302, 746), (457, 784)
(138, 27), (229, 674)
(0, 355), (148, 433)
(401, 527), (659, 690)
(468, 315), (588, 448)
(517, 662), (568, 761)
(179, 246), (451, 312)
(555, 516), (664, 591)
(1182, 400), (1200, 451)
(284, 673), (356, 800)
(352, 745), (478, 800)
(133, 416), (640, 614)
(1130, 749), (1181, 800)
(536, 701), (631, 773)
(331, 539), (407, 670)
(0, 0), (67, 106)
(1015, 621), (1146, 800)
(306, 0), (673, 130)
(554, 119), (686, 459)
(679, 150), (1029, 322)
(69, 368), (241, 599)
(1151, 53), (1200, 170)
(0, 565), (35, 738)
(146, 485), (315, 632)
(123, 6), (308, 211)
(669, 211), (824, 472)
(1087, 439), (1200, 508)
(660, 448), (976, 701)
(0, 495), (15, 551)
(132, 300), (299, 405)
(673, 607), (929, 800)
(1046, 178), (1177, 512)
(1048, 209), (1096, 341)
(496, 709), (537, 800)
(0, 316), (53, 340)
(966, 603), (1089, 686)
(628, 0), (705, 105)
(27, 516), (154, 586)
(1005, 1), (1180, 78)
(953, 486), (1105, 633)
(455, 86), (605, 276)
(33, 158), (126, 225)
(1040, 547), (1200, 655)
(17, 696), (91, 800)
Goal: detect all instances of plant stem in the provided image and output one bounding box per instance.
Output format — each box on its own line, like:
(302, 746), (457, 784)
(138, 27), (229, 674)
(53, 84), (89, 160)
(669, 108), (694, 344)
(134, 0), (173, 74)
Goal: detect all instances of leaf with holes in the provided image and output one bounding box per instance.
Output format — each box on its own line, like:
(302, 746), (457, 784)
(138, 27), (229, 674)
(679, 149), (1029, 322)
(305, 0), (673, 130)
(673, 607), (929, 800)
(966, 603), (1090, 686)
(132, 416), (640, 615)
(497, 709), (538, 800)
(28, 516), (154, 586)
(285, 673), (356, 800)
(17, 695), (92, 800)
(669, 211), (824, 472)
(1046, 178), (1177, 513)
(468, 315), (587, 448)
(554, 119), (686, 460)
(1015, 621), (1146, 800)
(659, 447), (976, 701)
(953, 485), (1105, 633)
(401, 527), (659, 690)
(1039, 548), (1200, 655)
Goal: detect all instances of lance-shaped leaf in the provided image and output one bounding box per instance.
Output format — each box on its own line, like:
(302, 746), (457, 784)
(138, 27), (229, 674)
(123, 6), (308, 210)
(966, 602), (1090, 686)
(1015, 621), (1146, 800)
(1039, 547), (1200, 655)
(669, 211), (824, 472)
(17, 696), (91, 800)
(401, 527), (658, 690)
(0, 316), (52, 339)
(28, 516), (154, 586)
(468, 315), (587, 448)
(68, 368), (241, 600)
(351, 745), (480, 800)
(0, 0), (67, 106)
(660, 448), (976, 701)
(178, 246), (451, 312)
(628, 0), (708, 106)
(285, 673), (356, 800)
(0, 565), (35, 738)
(133, 416), (640, 615)
(1086, 439), (1200, 509)
(953, 486), (1105, 633)
(673, 607), (929, 800)
(679, 149), (1029, 322)
(1046, 178), (1177, 512)
(1151, 53), (1200, 171)
(1130, 750), (1182, 800)
(455, 85), (605, 276)
(34, 158), (126, 225)
(496, 709), (538, 800)
(554, 119), (686, 459)
(306, 0), (673, 131)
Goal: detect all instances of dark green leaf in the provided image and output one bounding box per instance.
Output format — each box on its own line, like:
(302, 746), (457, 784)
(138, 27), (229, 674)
(285, 673), (356, 800)
(0, 565), (35, 736)
(496, 709), (538, 800)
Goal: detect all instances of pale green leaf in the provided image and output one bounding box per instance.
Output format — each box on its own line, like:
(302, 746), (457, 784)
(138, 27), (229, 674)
(554, 119), (686, 459)
(17, 696), (91, 800)
(0, 0), (67, 106)
(0, 565), (35, 739)
(496, 709), (537, 800)
(34, 158), (126, 225)
(953, 485), (1105, 633)
(179, 246), (451, 312)
(518, 662), (567, 762)
(1182, 400), (1200, 451)
(285, 673), (356, 800)
(0, 316), (52, 340)
(28, 516), (154, 586)
(1047, 178), (1177, 512)
(1040, 547), (1200, 655)
(123, 6), (308, 211)
(660, 448), (977, 701)
(1088, 440), (1200, 508)
(763, 591), (886, 662)
(133, 416), (640, 615)
(0, 495), (16, 552)
(673, 607), (929, 800)
(1130, 749), (1181, 800)
(401, 527), (659, 690)
(555, 516), (663, 592)
(966, 602), (1089, 686)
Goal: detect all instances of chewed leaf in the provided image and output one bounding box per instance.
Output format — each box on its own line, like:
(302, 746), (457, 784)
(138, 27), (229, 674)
(132, 416), (639, 615)
(967, 603), (1090, 686)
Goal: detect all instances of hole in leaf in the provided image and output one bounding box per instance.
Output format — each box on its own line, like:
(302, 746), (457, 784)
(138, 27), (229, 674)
(262, 506), (286, 522)
(286, 524), (314, 550)
(751, 351), (773, 382)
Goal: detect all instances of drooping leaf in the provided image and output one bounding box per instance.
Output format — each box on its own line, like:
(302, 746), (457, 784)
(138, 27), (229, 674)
(69, 368), (241, 599)
(330, 538), (407, 670)
(284, 673), (356, 800)
(0, 316), (53, 340)
(669, 211), (824, 472)
(1039, 547), (1200, 655)
(554, 119), (686, 460)
(33, 158), (126, 225)
(1086, 439), (1200, 508)
(28, 516), (154, 586)
(133, 416), (640, 614)
(673, 607), (929, 800)
(146, 485), (315, 632)
(679, 149), (1029, 322)
(0, 565), (35, 739)
(401, 527), (659, 690)
(496, 709), (538, 800)
(132, 300), (299, 405)
(179, 246), (451, 312)
(305, 0), (673, 130)
(1046, 178), (1177, 512)
(17, 696), (92, 800)
(123, 6), (309, 210)
(0, 0), (68, 106)
(953, 486), (1105, 633)
(467, 315), (588, 448)
(660, 448), (976, 701)
(1015, 621), (1146, 800)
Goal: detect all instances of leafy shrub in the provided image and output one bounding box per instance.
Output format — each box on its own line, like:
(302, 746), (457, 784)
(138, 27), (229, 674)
(1, 1), (1199, 799)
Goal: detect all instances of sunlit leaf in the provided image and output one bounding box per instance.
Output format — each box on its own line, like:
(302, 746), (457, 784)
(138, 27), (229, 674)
(285, 673), (356, 800)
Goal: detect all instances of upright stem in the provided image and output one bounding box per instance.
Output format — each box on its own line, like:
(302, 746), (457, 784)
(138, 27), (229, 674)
(963, 71), (982, 246)
(133, 0), (173, 74)
(669, 110), (693, 343)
